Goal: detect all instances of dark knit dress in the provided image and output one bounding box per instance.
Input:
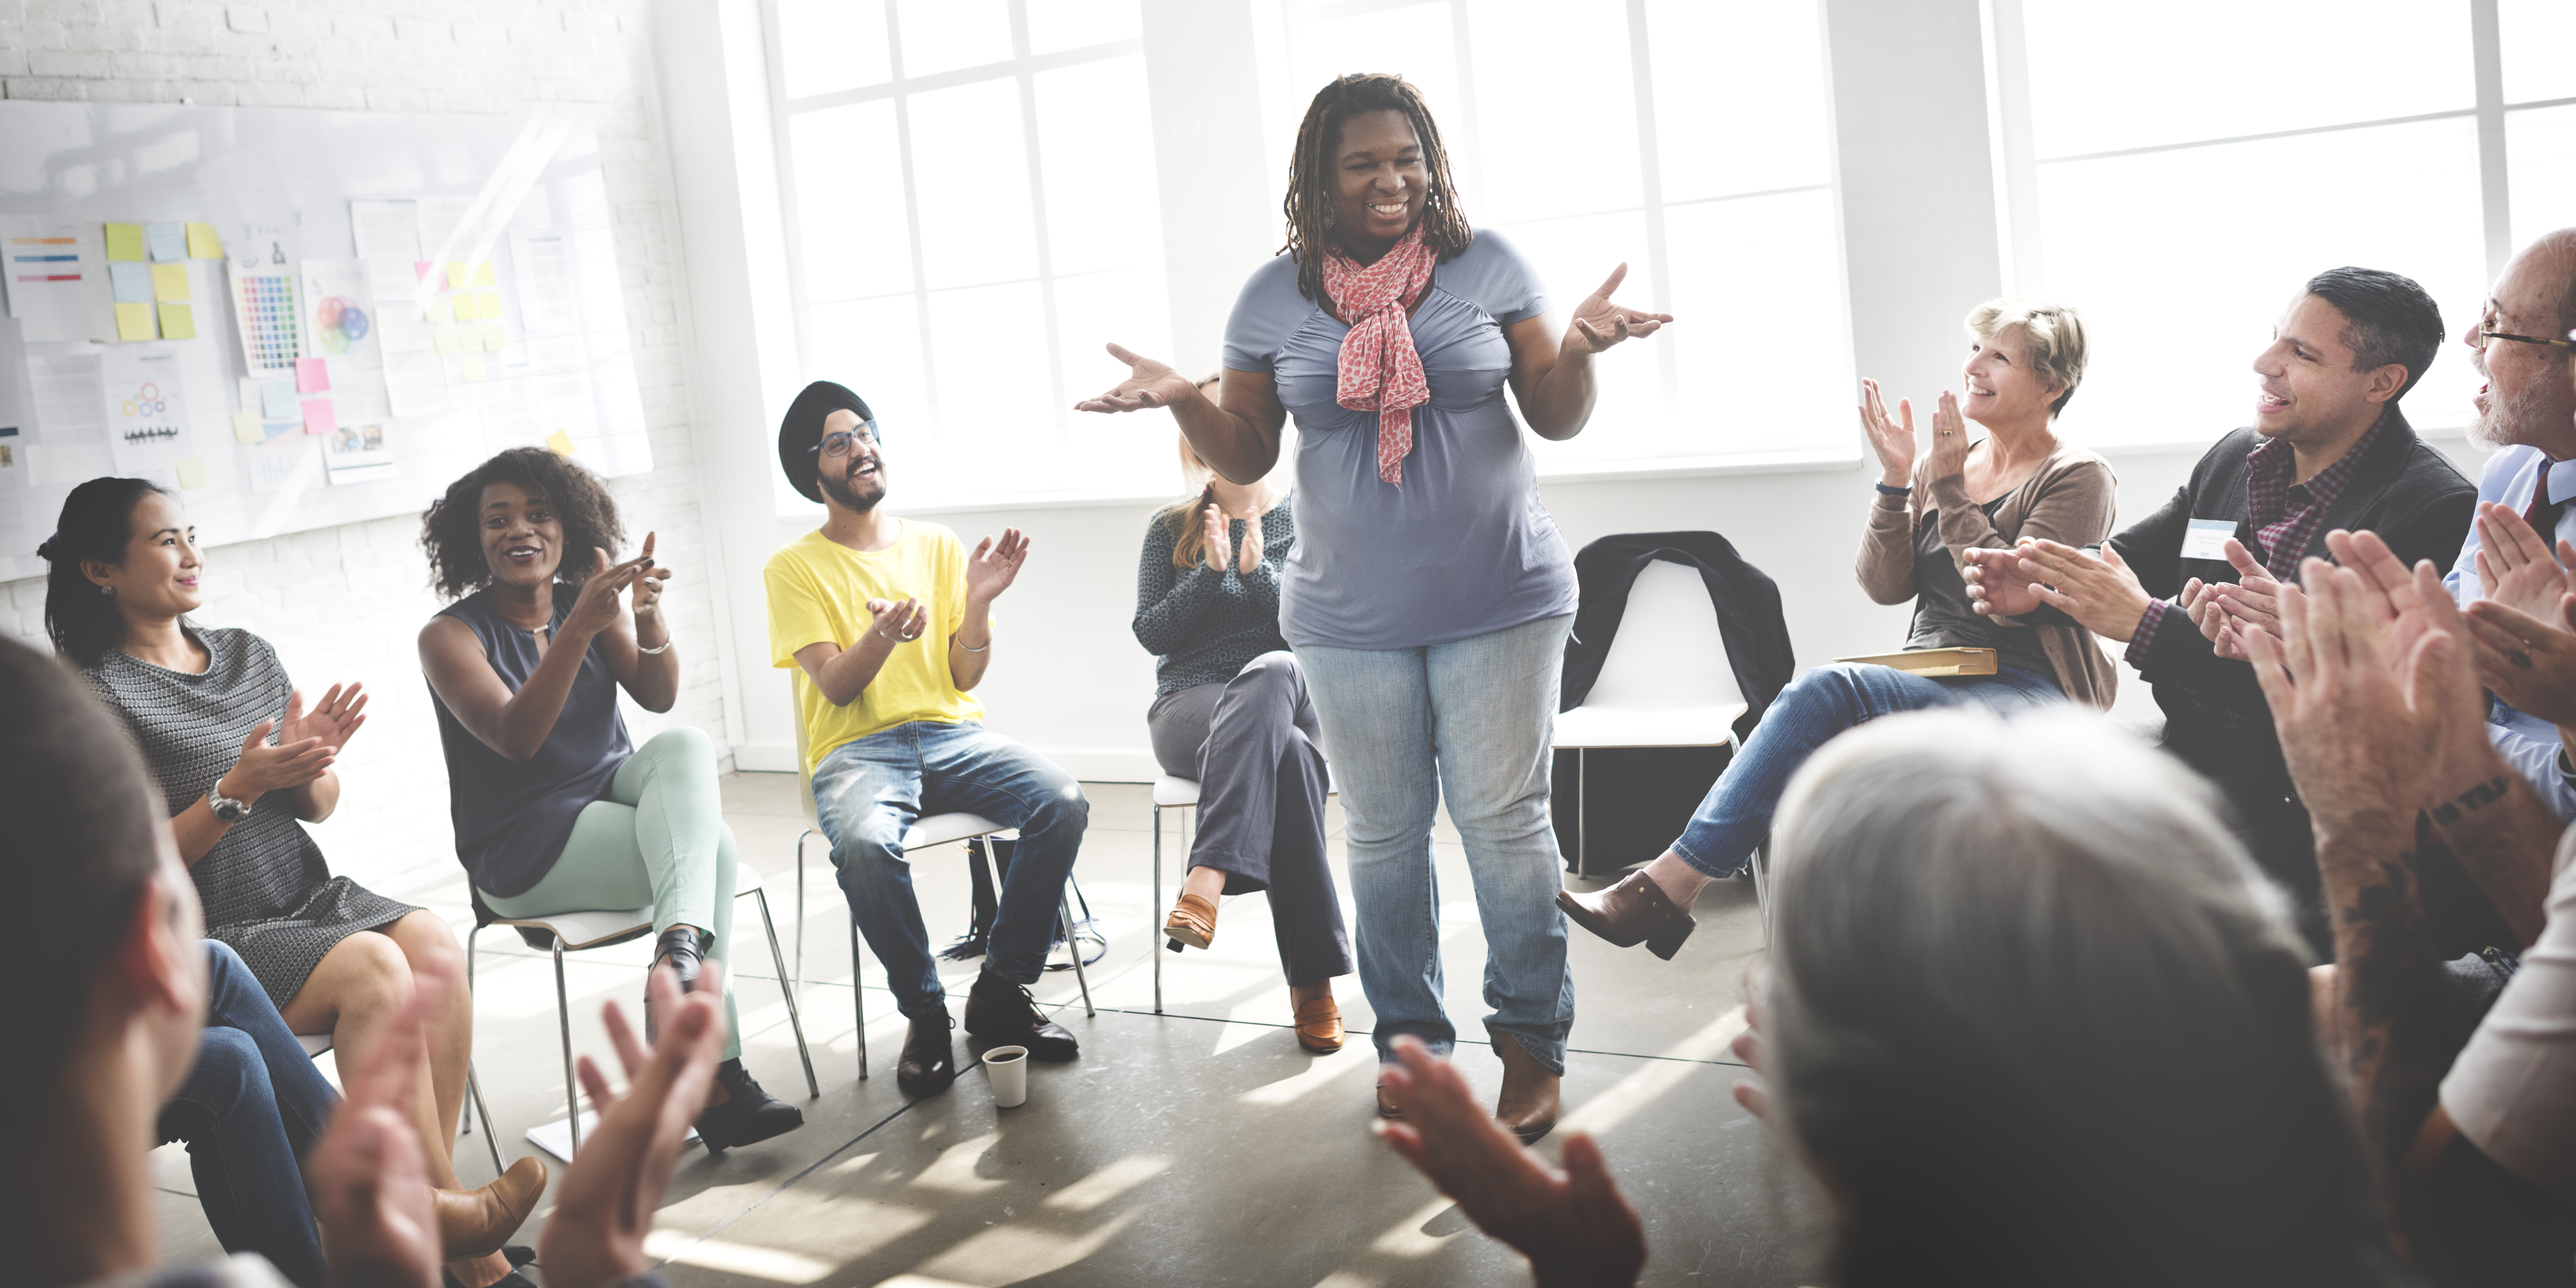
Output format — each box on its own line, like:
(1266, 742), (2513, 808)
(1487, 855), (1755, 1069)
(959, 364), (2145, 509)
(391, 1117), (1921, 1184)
(86, 625), (416, 1009)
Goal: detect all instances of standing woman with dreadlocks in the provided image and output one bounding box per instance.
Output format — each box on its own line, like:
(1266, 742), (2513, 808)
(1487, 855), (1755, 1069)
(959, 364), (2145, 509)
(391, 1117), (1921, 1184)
(1078, 73), (1670, 1142)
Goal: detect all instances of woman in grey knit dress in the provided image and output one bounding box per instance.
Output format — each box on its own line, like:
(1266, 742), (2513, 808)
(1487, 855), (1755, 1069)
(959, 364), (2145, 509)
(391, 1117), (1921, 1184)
(1134, 426), (1353, 1052)
(41, 479), (543, 1288)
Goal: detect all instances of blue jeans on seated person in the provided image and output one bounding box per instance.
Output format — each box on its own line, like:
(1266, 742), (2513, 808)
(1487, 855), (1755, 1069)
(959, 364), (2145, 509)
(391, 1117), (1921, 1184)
(812, 720), (1090, 1018)
(1671, 661), (2064, 879)
(157, 941), (340, 1288)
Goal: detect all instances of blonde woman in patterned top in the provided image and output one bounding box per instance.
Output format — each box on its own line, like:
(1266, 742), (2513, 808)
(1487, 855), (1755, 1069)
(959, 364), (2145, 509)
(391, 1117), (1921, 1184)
(39, 478), (544, 1288)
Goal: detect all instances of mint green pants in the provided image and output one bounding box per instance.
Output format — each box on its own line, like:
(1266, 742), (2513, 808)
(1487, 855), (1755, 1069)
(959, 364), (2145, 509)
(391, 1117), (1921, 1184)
(482, 727), (744, 1060)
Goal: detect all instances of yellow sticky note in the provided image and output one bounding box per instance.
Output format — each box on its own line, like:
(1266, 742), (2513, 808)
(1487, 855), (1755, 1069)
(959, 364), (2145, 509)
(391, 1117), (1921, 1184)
(232, 412), (263, 444)
(476, 291), (501, 319)
(434, 324), (463, 355)
(482, 322), (507, 351)
(114, 301), (156, 341)
(157, 302), (195, 340)
(151, 263), (189, 301)
(545, 430), (575, 457)
(472, 260), (496, 287)
(461, 352), (487, 382)
(176, 457), (210, 490)
(451, 293), (476, 322)
(105, 223), (144, 261)
(186, 222), (223, 258)
(445, 261), (468, 290)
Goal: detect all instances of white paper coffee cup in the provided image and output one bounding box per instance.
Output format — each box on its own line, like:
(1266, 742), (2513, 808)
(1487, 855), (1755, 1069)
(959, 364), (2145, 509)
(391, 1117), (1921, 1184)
(985, 1045), (1029, 1108)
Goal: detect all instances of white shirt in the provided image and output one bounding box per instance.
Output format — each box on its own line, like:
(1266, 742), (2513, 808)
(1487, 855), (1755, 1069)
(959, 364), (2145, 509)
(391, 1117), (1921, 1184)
(2442, 823), (2576, 1197)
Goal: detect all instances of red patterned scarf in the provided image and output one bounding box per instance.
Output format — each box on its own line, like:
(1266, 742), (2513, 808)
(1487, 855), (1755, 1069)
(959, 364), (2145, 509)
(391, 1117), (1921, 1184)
(1322, 224), (1438, 486)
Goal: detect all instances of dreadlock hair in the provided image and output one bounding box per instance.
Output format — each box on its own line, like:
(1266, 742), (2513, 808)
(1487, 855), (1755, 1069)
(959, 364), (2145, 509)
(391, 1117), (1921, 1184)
(1281, 73), (1475, 311)
(420, 447), (627, 601)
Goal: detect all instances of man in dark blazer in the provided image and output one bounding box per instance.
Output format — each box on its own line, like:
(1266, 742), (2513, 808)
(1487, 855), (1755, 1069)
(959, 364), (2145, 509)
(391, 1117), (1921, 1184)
(1964, 267), (2483, 956)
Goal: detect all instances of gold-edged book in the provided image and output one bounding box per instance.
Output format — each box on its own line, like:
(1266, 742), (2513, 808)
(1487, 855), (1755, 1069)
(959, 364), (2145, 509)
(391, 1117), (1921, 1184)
(1831, 647), (1998, 677)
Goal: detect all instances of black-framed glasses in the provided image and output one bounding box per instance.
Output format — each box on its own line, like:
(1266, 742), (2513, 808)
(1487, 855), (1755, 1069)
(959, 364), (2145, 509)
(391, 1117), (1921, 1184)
(809, 422), (881, 458)
(2474, 325), (2576, 353)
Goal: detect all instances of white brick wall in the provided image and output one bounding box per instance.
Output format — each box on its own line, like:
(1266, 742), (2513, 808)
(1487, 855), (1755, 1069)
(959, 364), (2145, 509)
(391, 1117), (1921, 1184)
(0, 0), (727, 898)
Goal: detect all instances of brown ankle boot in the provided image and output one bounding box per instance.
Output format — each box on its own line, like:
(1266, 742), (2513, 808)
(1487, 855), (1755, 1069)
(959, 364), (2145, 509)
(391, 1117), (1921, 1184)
(1492, 1033), (1561, 1145)
(433, 1155), (546, 1259)
(1557, 869), (1696, 960)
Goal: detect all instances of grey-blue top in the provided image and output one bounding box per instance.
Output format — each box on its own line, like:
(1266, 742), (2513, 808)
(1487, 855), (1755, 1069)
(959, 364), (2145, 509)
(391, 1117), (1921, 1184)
(1220, 228), (1578, 651)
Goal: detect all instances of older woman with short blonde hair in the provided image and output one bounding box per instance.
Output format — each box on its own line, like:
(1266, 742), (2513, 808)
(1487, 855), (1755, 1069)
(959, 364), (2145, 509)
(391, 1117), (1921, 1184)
(1563, 298), (2119, 960)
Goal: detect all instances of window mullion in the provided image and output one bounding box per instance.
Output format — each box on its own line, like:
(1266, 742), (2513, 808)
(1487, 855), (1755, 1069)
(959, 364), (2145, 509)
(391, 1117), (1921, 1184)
(2472, 0), (2512, 278)
(758, 0), (816, 385)
(1009, 0), (1068, 433)
(885, 4), (940, 429)
(1625, 0), (1676, 408)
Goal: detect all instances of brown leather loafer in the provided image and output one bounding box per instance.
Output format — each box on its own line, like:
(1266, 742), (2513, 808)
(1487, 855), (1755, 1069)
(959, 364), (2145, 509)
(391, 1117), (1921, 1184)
(433, 1154), (546, 1260)
(1164, 892), (1217, 951)
(1293, 995), (1345, 1053)
(1493, 1033), (1561, 1145)
(1557, 869), (1696, 960)
(1375, 1074), (1404, 1120)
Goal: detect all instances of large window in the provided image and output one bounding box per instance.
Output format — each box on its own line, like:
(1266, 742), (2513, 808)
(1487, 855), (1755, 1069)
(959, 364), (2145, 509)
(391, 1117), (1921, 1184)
(1252, 0), (1848, 474)
(1994, 0), (2571, 447)
(766, 0), (1168, 509)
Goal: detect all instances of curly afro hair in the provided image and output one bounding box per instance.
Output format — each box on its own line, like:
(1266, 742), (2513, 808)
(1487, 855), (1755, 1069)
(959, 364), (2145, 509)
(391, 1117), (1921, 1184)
(420, 447), (627, 600)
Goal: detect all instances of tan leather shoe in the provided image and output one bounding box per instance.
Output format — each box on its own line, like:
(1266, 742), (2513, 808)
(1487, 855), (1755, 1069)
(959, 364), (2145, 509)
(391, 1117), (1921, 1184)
(434, 1155), (546, 1261)
(1164, 892), (1218, 951)
(1375, 1074), (1404, 1120)
(1557, 869), (1696, 960)
(1493, 1033), (1561, 1145)
(1293, 995), (1345, 1053)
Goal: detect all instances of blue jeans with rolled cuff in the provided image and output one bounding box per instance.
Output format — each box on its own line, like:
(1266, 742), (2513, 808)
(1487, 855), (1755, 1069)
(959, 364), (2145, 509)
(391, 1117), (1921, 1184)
(1295, 613), (1578, 1075)
(157, 941), (340, 1288)
(812, 720), (1090, 1019)
(1670, 660), (2063, 879)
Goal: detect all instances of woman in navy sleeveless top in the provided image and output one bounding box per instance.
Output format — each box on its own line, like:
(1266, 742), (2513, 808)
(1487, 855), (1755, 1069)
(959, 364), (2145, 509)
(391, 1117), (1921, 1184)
(418, 449), (802, 1152)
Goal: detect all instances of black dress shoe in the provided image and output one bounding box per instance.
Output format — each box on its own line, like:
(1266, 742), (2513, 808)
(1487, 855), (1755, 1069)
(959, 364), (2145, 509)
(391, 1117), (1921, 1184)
(646, 925), (710, 1042)
(898, 1009), (959, 1097)
(696, 1059), (804, 1153)
(962, 969), (1079, 1061)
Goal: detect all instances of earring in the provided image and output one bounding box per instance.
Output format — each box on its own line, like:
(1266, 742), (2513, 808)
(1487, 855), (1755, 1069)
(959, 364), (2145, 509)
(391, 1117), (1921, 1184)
(99, 584), (112, 596)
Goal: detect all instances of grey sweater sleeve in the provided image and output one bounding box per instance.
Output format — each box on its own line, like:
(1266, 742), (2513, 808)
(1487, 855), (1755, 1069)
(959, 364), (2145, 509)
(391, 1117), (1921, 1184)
(1133, 512), (1226, 657)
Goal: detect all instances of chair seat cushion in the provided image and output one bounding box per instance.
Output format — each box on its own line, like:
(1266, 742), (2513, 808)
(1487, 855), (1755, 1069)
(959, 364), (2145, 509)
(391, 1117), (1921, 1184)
(1152, 775), (1202, 808)
(904, 812), (1010, 850)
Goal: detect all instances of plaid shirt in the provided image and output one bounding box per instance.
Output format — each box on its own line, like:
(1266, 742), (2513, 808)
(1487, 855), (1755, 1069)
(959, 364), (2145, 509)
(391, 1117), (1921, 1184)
(2127, 419), (2382, 663)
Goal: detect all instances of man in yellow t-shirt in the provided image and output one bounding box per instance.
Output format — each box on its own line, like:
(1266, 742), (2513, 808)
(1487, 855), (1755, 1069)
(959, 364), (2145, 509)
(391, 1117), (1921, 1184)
(765, 381), (1089, 1098)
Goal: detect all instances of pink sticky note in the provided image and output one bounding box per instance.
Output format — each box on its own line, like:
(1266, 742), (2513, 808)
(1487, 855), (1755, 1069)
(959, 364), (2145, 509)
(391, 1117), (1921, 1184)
(295, 357), (330, 394)
(414, 260), (434, 282)
(302, 398), (337, 437)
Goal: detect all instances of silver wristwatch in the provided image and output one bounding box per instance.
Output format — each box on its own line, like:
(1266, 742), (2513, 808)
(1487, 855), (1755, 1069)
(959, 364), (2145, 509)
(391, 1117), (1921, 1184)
(208, 785), (251, 823)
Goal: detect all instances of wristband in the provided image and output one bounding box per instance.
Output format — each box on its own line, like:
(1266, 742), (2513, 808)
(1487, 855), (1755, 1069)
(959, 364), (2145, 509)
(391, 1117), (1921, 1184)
(1874, 482), (1911, 497)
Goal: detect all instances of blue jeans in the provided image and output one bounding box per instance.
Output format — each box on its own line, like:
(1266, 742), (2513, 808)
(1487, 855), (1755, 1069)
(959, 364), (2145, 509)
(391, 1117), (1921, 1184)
(812, 720), (1090, 1017)
(1296, 613), (1578, 1074)
(159, 941), (340, 1288)
(1671, 661), (2063, 878)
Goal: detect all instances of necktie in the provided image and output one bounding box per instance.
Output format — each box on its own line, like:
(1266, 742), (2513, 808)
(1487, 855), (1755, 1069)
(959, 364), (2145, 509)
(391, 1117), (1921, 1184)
(2528, 470), (2560, 536)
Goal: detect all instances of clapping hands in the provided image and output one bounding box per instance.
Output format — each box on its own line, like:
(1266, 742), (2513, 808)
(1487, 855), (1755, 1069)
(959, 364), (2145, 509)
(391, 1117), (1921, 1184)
(1200, 504), (1266, 575)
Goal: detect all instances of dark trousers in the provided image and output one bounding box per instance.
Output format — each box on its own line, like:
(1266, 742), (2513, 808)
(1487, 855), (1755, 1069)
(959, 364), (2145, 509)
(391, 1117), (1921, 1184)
(158, 941), (338, 1288)
(1149, 652), (1354, 985)
(2172, 736), (2515, 963)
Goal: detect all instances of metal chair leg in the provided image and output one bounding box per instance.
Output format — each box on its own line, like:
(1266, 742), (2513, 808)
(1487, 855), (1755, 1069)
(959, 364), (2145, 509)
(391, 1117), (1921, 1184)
(795, 828), (817, 993)
(466, 1062), (504, 1175)
(1060, 888), (1095, 1017)
(850, 913), (869, 1080)
(555, 940), (580, 1156)
(1151, 803), (1162, 1014)
(753, 886), (820, 1099)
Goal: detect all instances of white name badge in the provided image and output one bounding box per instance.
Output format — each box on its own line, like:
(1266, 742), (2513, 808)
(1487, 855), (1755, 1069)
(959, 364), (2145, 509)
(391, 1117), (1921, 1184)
(2179, 518), (2236, 561)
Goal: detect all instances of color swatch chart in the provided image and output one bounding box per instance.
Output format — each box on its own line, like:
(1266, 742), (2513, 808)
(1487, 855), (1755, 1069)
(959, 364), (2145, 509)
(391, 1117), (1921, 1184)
(231, 269), (300, 372)
(9, 234), (79, 283)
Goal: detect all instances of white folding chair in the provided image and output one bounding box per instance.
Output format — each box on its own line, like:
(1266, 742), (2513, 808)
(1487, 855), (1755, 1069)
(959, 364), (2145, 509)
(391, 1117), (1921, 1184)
(1552, 558), (1765, 931)
(465, 859), (819, 1156)
(294, 1031), (505, 1174)
(789, 723), (1096, 1081)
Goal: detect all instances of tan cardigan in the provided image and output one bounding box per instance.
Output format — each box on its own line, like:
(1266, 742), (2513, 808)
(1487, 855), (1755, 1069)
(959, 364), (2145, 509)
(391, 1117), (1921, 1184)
(1854, 442), (2120, 709)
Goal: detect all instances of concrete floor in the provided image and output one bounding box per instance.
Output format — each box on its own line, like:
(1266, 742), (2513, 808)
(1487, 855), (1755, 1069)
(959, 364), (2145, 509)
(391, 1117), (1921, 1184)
(152, 774), (1825, 1287)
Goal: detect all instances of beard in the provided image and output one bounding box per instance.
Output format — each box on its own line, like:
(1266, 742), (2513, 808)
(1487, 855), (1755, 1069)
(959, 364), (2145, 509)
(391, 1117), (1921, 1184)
(2471, 372), (2562, 450)
(819, 461), (887, 513)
